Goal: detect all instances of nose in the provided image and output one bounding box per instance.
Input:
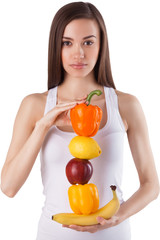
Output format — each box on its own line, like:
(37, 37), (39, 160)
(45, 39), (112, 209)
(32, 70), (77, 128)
(73, 44), (84, 59)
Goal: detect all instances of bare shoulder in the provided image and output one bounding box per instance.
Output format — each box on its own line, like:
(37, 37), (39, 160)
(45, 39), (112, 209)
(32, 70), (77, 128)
(115, 89), (140, 107)
(115, 89), (143, 131)
(19, 90), (48, 124)
(22, 91), (48, 106)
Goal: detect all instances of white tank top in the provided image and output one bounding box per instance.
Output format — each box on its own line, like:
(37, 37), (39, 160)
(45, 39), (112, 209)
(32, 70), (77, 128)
(36, 86), (131, 240)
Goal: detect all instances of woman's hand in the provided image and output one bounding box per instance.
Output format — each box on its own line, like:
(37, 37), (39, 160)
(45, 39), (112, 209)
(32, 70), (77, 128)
(62, 216), (120, 233)
(37, 95), (87, 130)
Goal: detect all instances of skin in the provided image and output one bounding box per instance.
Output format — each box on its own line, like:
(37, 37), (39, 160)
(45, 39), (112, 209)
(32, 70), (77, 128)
(1, 18), (159, 234)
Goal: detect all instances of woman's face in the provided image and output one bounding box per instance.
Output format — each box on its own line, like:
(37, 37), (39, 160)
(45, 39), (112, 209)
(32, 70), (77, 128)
(61, 18), (100, 79)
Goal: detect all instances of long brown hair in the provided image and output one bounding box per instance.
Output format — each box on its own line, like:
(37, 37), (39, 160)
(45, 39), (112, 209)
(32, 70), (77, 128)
(48, 2), (116, 90)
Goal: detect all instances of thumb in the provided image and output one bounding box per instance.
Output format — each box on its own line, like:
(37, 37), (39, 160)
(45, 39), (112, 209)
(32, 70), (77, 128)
(96, 216), (107, 226)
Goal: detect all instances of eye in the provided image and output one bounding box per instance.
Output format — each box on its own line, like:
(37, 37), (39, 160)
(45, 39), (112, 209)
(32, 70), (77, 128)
(62, 41), (72, 46)
(84, 41), (94, 46)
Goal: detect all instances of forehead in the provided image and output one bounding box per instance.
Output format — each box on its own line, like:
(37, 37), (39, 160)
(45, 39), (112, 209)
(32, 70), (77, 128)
(63, 18), (100, 38)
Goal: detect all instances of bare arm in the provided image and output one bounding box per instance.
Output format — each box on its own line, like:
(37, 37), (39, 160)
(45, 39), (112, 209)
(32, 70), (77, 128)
(1, 93), (86, 197)
(115, 94), (160, 221)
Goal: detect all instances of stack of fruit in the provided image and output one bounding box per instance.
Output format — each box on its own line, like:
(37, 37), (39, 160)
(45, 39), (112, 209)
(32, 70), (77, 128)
(66, 90), (103, 215)
(52, 90), (120, 226)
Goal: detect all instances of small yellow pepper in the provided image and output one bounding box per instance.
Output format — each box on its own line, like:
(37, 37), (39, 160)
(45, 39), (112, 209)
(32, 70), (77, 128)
(68, 183), (99, 215)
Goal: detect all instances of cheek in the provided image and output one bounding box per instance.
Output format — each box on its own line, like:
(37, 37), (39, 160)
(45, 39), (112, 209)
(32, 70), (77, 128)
(95, 46), (100, 60)
(61, 51), (68, 67)
(61, 50), (65, 62)
(61, 47), (68, 59)
(89, 47), (100, 64)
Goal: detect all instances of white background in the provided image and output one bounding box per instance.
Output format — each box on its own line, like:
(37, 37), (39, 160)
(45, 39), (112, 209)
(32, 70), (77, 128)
(0, 0), (160, 239)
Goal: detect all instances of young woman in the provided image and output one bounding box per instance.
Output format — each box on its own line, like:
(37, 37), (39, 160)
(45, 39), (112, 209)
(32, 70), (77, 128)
(1, 2), (159, 240)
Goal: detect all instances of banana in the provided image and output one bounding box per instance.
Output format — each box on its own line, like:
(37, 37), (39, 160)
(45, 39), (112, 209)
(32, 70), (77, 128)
(52, 185), (120, 226)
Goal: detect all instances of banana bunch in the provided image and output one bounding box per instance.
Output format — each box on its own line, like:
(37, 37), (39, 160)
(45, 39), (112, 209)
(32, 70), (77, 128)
(52, 185), (120, 225)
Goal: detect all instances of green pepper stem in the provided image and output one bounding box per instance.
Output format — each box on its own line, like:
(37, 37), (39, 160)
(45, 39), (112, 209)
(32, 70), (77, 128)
(86, 90), (102, 106)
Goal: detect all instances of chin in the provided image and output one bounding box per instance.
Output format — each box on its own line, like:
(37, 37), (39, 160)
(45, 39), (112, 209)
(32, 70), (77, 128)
(72, 73), (89, 78)
(67, 68), (94, 79)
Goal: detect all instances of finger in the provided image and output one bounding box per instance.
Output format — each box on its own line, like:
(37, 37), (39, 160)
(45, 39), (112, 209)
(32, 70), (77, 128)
(52, 105), (76, 120)
(75, 99), (86, 103)
(96, 216), (107, 226)
(55, 104), (77, 112)
(56, 99), (85, 108)
(62, 224), (69, 228)
(68, 225), (83, 231)
(75, 94), (88, 100)
(69, 224), (80, 228)
(68, 225), (98, 233)
(56, 102), (77, 107)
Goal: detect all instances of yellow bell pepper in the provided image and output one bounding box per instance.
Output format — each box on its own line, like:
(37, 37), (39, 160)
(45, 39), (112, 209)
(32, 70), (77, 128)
(68, 183), (99, 215)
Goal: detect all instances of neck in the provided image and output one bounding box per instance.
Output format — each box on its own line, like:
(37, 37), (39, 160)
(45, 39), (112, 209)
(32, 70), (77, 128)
(59, 72), (103, 99)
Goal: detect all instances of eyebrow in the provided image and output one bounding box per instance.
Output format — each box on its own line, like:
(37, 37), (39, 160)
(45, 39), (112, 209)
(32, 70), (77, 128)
(62, 35), (96, 40)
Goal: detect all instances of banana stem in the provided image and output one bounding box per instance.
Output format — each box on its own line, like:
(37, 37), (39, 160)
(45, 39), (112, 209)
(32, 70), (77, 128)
(110, 185), (117, 199)
(110, 185), (116, 191)
(86, 90), (102, 106)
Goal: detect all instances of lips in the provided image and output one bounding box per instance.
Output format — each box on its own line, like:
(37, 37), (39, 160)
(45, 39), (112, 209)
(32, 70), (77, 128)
(70, 63), (87, 69)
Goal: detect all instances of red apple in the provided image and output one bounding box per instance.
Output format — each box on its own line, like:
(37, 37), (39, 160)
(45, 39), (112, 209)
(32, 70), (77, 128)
(66, 158), (93, 185)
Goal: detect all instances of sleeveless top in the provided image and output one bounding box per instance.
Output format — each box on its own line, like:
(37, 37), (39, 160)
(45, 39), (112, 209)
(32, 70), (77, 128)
(37, 86), (131, 240)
